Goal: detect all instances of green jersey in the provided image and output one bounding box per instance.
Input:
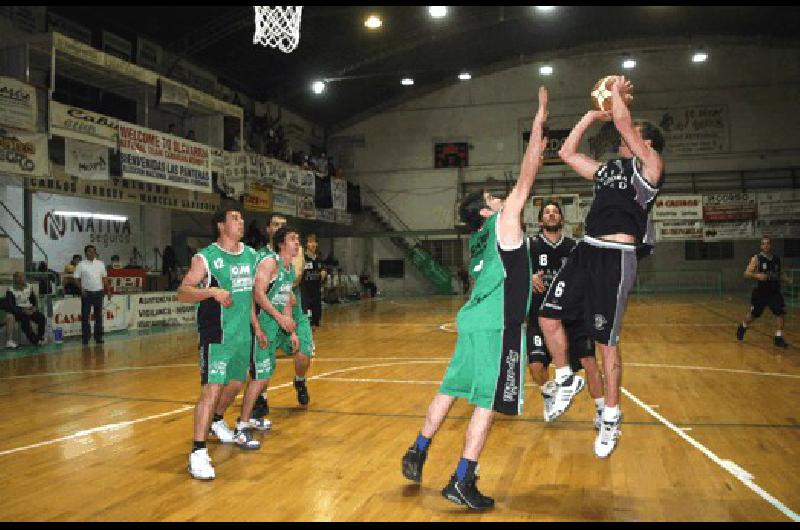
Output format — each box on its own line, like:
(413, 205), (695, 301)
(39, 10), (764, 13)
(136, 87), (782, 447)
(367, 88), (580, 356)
(456, 212), (532, 332)
(196, 242), (258, 344)
(267, 257), (296, 313)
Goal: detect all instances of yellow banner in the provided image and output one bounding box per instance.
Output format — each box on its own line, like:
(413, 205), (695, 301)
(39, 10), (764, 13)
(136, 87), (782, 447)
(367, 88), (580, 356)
(244, 183), (273, 213)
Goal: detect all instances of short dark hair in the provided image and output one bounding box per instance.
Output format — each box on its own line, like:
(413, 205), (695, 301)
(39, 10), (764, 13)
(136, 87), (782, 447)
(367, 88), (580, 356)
(762, 236), (772, 243)
(635, 120), (665, 154)
(273, 226), (298, 252)
(111, 255), (120, 261)
(459, 190), (488, 232)
(84, 244), (96, 254)
(72, 254), (81, 261)
(538, 200), (564, 222)
(212, 207), (240, 238)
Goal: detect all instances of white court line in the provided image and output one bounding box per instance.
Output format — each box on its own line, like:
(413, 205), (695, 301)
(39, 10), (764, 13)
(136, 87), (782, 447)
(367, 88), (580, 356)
(626, 363), (800, 380)
(0, 360), (441, 458)
(622, 386), (800, 522)
(0, 406), (194, 457)
(0, 358), (453, 381)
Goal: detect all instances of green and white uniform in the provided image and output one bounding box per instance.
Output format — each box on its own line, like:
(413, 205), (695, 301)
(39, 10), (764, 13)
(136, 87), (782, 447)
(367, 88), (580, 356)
(439, 212), (531, 415)
(251, 252), (315, 381)
(195, 242), (258, 385)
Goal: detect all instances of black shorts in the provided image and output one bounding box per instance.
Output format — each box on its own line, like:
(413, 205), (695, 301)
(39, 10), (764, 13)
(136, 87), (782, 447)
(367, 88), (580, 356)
(750, 289), (785, 318)
(302, 292), (322, 326)
(538, 238), (637, 346)
(527, 317), (595, 372)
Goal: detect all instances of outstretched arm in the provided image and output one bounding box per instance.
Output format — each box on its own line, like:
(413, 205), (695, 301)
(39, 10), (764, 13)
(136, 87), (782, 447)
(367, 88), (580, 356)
(497, 86), (548, 248)
(610, 75), (663, 186)
(559, 110), (610, 180)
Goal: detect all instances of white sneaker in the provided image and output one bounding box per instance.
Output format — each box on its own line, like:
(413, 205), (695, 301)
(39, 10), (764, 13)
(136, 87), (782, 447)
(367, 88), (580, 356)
(594, 408), (603, 431)
(232, 426), (261, 450)
(594, 413), (623, 458)
(209, 419), (235, 443)
(6, 340), (18, 349)
(549, 374), (585, 421)
(541, 380), (557, 421)
(188, 448), (215, 480)
(247, 418), (272, 431)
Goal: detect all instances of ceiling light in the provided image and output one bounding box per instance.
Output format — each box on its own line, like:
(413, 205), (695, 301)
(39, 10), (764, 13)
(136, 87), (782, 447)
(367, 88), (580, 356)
(53, 211), (128, 222)
(536, 6), (556, 13)
(458, 72), (471, 81)
(401, 77), (414, 86)
(692, 50), (708, 63)
(622, 58), (636, 69)
(312, 80), (326, 94)
(539, 65), (553, 76)
(429, 6), (447, 18)
(364, 14), (382, 29)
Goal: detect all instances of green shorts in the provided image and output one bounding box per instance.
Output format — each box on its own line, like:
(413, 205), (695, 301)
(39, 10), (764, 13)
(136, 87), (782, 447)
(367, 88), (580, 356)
(200, 340), (250, 385)
(439, 325), (526, 416)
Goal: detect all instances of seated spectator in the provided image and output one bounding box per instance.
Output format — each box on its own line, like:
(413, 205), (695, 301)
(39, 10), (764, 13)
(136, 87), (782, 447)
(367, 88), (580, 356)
(360, 274), (378, 298)
(6, 272), (46, 346)
(64, 254), (82, 295)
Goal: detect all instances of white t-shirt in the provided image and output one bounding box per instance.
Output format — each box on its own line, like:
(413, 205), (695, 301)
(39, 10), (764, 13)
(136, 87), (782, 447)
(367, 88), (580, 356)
(73, 259), (107, 292)
(9, 284), (34, 309)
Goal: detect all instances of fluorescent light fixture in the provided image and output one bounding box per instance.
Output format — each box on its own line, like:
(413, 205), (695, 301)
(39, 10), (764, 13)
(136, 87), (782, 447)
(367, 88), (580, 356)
(539, 65), (553, 76)
(458, 71), (471, 81)
(536, 6), (556, 12)
(622, 58), (636, 69)
(692, 51), (708, 63)
(53, 211), (128, 222)
(364, 14), (382, 29)
(401, 77), (414, 86)
(429, 6), (447, 18)
(312, 80), (326, 94)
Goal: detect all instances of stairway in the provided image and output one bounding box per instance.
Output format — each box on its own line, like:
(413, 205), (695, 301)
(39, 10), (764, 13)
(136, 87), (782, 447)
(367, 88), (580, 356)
(360, 193), (455, 295)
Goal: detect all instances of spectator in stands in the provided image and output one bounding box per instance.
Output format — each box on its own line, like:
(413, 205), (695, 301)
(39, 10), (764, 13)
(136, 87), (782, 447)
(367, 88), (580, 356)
(168, 123), (177, 136)
(162, 245), (178, 290)
(360, 274), (378, 298)
(64, 254), (82, 295)
(6, 272), (46, 346)
(186, 130), (196, 141)
(326, 157), (335, 178)
(37, 261), (58, 295)
(110, 255), (123, 270)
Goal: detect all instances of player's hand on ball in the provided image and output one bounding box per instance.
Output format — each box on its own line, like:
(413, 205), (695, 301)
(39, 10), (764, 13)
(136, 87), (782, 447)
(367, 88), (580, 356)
(611, 76), (634, 104)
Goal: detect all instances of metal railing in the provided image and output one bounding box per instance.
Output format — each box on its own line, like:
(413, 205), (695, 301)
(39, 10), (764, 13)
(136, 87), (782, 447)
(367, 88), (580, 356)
(0, 200), (48, 264)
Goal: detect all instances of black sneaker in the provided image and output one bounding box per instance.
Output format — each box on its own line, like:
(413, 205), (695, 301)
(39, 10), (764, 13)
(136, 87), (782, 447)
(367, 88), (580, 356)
(294, 379), (309, 406)
(402, 445), (427, 482)
(441, 474), (494, 510)
(775, 335), (788, 348)
(736, 324), (746, 341)
(252, 394), (270, 420)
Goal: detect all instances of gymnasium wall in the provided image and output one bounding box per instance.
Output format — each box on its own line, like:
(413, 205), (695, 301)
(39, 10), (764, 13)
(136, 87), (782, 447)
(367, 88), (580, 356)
(332, 36), (800, 294)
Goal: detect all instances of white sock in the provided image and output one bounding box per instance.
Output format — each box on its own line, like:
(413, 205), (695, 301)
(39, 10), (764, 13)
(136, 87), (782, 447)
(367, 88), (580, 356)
(776, 330), (783, 337)
(236, 420), (249, 431)
(741, 322), (748, 328)
(603, 405), (620, 422)
(555, 367), (572, 383)
(594, 397), (605, 411)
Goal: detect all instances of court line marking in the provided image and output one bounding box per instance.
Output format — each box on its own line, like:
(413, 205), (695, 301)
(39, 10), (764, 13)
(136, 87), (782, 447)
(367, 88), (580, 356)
(622, 386), (800, 522)
(0, 360), (440, 458)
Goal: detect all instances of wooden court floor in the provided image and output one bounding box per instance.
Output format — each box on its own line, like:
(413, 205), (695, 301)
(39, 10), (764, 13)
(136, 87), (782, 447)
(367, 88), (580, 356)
(0, 294), (798, 521)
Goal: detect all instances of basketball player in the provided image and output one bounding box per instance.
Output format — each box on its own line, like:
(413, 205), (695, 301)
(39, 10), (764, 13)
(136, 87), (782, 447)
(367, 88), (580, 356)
(737, 236), (792, 347)
(301, 233), (327, 328)
(179, 207), (267, 480)
(539, 75), (665, 458)
(252, 214), (308, 417)
(401, 86), (548, 510)
(528, 201), (604, 428)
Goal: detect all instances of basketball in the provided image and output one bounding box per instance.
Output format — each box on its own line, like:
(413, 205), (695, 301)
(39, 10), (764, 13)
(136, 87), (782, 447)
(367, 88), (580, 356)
(591, 75), (616, 112)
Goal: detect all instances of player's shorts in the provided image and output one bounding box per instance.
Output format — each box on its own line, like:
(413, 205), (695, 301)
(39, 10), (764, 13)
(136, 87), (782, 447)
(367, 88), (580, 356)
(439, 324), (526, 416)
(199, 340), (250, 385)
(253, 315), (315, 381)
(539, 236), (637, 346)
(527, 317), (595, 372)
(750, 289), (785, 318)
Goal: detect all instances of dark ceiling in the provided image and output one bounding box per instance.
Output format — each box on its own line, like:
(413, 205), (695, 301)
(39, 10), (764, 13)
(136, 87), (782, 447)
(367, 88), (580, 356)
(47, 6), (800, 129)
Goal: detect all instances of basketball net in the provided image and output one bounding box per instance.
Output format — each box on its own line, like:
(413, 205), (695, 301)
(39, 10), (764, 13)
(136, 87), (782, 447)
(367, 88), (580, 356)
(253, 6), (303, 53)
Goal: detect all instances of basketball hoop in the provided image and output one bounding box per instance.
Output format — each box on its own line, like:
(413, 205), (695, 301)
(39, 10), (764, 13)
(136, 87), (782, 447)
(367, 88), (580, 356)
(253, 6), (303, 53)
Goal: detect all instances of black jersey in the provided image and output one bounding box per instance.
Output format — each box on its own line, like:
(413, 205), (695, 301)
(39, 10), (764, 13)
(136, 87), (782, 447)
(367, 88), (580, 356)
(754, 253), (782, 292)
(300, 253), (324, 301)
(529, 232), (576, 313)
(585, 157), (661, 243)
